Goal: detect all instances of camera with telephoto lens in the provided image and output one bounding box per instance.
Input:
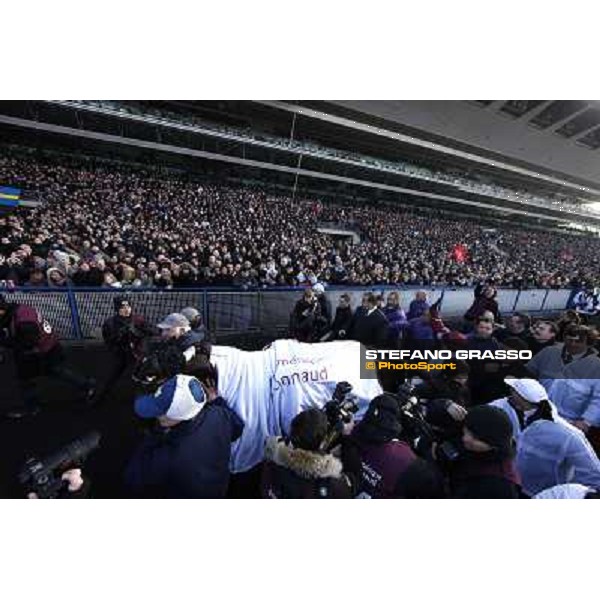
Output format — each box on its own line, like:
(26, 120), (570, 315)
(132, 339), (186, 389)
(394, 383), (461, 464)
(320, 381), (359, 451)
(18, 431), (100, 499)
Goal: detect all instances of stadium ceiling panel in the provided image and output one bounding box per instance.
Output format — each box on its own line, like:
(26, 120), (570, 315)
(304, 100), (600, 191)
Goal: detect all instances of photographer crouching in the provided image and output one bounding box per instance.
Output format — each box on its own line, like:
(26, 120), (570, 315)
(261, 383), (361, 498)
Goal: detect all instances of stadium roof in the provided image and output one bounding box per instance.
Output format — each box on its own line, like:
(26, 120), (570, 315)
(273, 100), (600, 194)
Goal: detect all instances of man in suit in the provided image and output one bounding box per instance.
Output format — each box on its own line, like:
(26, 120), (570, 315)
(350, 292), (391, 348)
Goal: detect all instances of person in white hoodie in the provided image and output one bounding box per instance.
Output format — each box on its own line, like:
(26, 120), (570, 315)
(491, 377), (600, 497)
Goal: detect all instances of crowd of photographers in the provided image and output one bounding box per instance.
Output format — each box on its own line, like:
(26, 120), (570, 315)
(3, 281), (600, 499)
(2, 146), (600, 291)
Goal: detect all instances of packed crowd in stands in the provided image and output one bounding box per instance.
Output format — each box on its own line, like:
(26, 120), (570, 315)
(64, 100), (598, 217)
(2, 147), (600, 291)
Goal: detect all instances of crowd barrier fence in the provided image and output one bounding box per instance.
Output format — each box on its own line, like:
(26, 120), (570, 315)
(1, 285), (577, 341)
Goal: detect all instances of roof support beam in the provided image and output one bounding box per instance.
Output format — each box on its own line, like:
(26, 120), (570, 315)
(516, 100), (553, 121)
(548, 105), (591, 132)
(572, 124), (600, 142)
(486, 100), (506, 111)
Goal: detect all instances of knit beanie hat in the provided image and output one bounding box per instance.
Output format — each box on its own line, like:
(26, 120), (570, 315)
(465, 405), (513, 454)
(355, 393), (403, 444)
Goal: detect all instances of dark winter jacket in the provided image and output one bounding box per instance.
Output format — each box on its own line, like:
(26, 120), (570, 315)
(124, 397), (244, 498)
(526, 336), (556, 357)
(351, 309), (391, 348)
(261, 437), (355, 499)
(464, 284), (500, 322)
(350, 437), (417, 499)
(102, 313), (151, 359)
(448, 449), (520, 499)
(330, 305), (354, 338)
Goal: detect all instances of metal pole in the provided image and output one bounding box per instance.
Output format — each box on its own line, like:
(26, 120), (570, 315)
(289, 112), (297, 144)
(512, 290), (520, 312)
(292, 153), (303, 200)
(540, 288), (550, 312)
(66, 288), (83, 340)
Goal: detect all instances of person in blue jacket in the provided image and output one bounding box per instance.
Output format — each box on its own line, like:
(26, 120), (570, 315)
(125, 345), (244, 498)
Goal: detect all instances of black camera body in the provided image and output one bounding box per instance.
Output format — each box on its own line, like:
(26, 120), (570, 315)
(19, 431), (100, 499)
(323, 381), (359, 428)
(320, 381), (359, 451)
(394, 383), (462, 464)
(132, 339), (186, 389)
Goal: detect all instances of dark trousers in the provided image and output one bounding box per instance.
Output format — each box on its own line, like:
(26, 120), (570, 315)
(18, 357), (91, 410)
(100, 350), (134, 400)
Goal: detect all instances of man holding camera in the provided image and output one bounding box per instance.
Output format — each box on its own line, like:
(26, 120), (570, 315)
(126, 343), (244, 498)
(101, 295), (153, 399)
(261, 408), (359, 499)
(346, 393), (418, 499)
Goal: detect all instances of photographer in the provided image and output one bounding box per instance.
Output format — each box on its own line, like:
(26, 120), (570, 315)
(441, 405), (520, 499)
(27, 469), (88, 499)
(290, 288), (321, 342)
(157, 312), (204, 355)
(180, 306), (210, 343)
(101, 295), (153, 398)
(126, 343), (244, 498)
(346, 393), (417, 499)
(21, 431), (100, 498)
(261, 408), (358, 499)
(0, 293), (96, 418)
(412, 361), (470, 435)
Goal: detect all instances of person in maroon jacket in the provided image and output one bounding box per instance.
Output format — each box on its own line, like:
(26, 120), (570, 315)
(0, 294), (96, 418)
(347, 393), (417, 498)
(463, 282), (501, 328)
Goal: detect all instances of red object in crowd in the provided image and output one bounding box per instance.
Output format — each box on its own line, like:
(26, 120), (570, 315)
(451, 243), (469, 263)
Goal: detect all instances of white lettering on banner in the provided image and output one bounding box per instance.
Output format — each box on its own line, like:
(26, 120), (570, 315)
(271, 367), (329, 392)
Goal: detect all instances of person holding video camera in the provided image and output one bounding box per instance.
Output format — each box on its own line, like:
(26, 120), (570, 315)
(261, 408), (359, 499)
(346, 393), (418, 499)
(126, 343), (244, 498)
(101, 295), (153, 399)
(441, 405), (520, 499)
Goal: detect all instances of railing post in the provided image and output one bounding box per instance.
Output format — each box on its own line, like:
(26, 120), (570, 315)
(540, 288), (551, 312)
(202, 290), (208, 330)
(66, 287), (83, 340)
(512, 290), (520, 312)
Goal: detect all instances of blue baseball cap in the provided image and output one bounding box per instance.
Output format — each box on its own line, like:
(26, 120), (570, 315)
(135, 375), (206, 421)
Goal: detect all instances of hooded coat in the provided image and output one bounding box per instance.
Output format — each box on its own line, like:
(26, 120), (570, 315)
(261, 437), (354, 498)
(490, 397), (600, 497)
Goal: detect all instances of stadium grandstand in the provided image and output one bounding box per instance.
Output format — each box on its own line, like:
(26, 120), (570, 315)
(1, 100), (600, 500)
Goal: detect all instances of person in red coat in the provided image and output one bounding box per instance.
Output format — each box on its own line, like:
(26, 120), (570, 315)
(0, 294), (96, 418)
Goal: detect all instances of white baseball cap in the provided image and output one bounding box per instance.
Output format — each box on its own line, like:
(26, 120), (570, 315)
(504, 377), (548, 404)
(135, 374), (206, 421)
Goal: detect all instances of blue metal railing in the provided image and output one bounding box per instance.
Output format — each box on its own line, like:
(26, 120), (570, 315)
(0, 285), (576, 341)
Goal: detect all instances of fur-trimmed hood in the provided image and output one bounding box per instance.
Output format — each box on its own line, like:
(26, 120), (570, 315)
(264, 437), (343, 480)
